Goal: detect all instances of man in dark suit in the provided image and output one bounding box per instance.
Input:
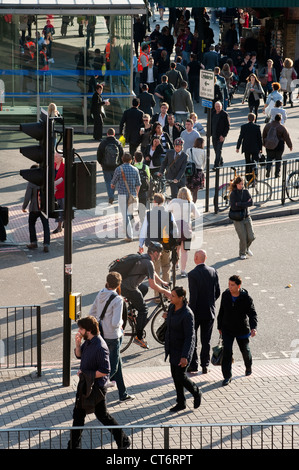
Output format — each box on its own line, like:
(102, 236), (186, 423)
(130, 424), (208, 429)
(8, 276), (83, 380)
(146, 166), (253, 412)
(211, 101), (230, 168)
(188, 249), (221, 373)
(163, 113), (184, 145)
(203, 45), (219, 70)
(90, 83), (110, 141)
(236, 112), (263, 178)
(119, 98), (144, 155)
(138, 84), (156, 117)
(140, 56), (158, 94)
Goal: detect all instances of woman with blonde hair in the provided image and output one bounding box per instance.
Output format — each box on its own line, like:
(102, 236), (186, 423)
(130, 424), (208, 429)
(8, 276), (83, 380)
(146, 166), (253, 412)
(280, 58), (297, 107)
(167, 186), (200, 277)
(242, 73), (264, 121)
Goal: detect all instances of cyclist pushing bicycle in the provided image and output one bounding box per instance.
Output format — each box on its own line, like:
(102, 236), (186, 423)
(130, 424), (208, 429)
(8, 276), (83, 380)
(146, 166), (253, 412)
(119, 242), (171, 349)
(157, 137), (188, 199)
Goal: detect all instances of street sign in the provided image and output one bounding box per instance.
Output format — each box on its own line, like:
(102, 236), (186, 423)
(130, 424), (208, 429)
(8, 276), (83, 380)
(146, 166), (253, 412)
(202, 99), (213, 108)
(199, 70), (215, 100)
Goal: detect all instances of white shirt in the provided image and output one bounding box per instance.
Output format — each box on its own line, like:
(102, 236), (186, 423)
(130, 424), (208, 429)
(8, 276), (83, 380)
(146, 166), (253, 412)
(186, 147), (206, 170)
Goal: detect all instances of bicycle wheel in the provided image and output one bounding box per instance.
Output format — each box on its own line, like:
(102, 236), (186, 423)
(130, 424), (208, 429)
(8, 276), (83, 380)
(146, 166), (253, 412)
(286, 171), (299, 202)
(120, 316), (135, 353)
(216, 183), (230, 212)
(151, 308), (167, 345)
(249, 179), (272, 206)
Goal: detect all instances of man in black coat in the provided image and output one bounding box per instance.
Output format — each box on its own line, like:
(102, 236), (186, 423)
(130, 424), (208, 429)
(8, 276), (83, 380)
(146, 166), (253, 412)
(158, 137), (187, 198)
(188, 249), (221, 373)
(90, 83), (110, 141)
(119, 98), (144, 156)
(236, 112), (263, 179)
(211, 101), (230, 168)
(140, 56), (159, 94)
(138, 84), (156, 117)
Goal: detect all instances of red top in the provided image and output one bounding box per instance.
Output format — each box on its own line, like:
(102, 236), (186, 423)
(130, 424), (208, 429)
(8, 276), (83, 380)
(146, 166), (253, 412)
(54, 161), (65, 199)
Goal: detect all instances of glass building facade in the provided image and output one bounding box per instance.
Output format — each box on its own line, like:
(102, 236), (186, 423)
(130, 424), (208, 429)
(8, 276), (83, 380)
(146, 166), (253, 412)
(0, 12), (137, 130)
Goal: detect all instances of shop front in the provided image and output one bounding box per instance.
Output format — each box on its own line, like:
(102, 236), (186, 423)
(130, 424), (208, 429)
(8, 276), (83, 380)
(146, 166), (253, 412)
(0, 1), (147, 130)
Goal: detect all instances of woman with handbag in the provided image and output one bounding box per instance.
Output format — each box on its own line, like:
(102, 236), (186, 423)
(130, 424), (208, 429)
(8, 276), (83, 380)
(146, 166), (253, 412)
(185, 137), (206, 203)
(229, 176), (255, 260)
(280, 58), (297, 108)
(164, 286), (202, 412)
(242, 74), (264, 121)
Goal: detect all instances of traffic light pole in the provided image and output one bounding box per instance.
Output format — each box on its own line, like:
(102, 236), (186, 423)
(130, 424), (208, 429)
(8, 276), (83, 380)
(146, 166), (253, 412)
(205, 108), (211, 213)
(62, 127), (74, 387)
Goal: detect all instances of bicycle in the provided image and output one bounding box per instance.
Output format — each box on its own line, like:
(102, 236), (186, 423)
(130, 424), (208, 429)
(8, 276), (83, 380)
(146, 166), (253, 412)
(286, 159), (299, 202)
(216, 166), (272, 212)
(120, 289), (171, 353)
(150, 172), (172, 201)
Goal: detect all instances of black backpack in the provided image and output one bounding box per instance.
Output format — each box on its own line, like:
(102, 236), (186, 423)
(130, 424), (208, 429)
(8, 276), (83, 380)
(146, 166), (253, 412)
(108, 253), (142, 279)
(102, 143), (119, 168)
(138, 163), (150, 192)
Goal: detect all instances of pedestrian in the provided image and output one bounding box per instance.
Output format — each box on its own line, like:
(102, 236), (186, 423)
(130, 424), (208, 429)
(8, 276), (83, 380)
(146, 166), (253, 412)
(229, 176), (255, 260)
(280, 58), (297, 107)
(262, 82), (283, 121)
(140, 56), (159, 95)
(202, 45), (219, 70)
(262, 113), (293, 178)
(53, 153), (64, 234)
(164, 286), (202, 412)
(158, 137), (188, 198)
(259, 59), (278, 102)
(163, 113), (184, 145)
(138, 84), (156, 117)
(111, 152), (141, 242)
(150, 121), (172, 155)
(89, 272), (135, 402)
(236, 112), (263, 179)
(171, 81), (194, 125)
(133, 150), (150, 223)
(186, 53), (202, 103)
(214, 67), (228, 108)
(143, 135), (164, 177)
(185, 137), (206, 203)
(139, 114), (153, 156)
(166, 62), (183, 89)
(90, 83), (110, 141)
(139, 192), (177, 298)
(67, 316), (131, 449)
(242, 73), (264, 122)
(188, 249), (221, 373)
(217, 275), (257, 386)
(97, 128), (123, 204)
(211, 101), (230, 169)
(180, 118), (200, 153)
(167, 187), (201, 278)
(119, 98), (144, 156)
(22, 165), (50, 252)
(269, 100), (287, 125)
(152, 101), (169, 128)
(120, 242), (172, 349)
(154, 75), (175, 111)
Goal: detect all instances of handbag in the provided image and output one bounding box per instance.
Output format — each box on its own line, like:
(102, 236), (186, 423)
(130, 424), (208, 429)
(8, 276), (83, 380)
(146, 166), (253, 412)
(121, 167), (138, 205)
(229, 208), (246, 221)
(185, 148), (196, 177)
(156, 320), (167, 343)
(211, 336), (224, 366)
(291, 68), (297, 81)
(279, 76), (287, 91)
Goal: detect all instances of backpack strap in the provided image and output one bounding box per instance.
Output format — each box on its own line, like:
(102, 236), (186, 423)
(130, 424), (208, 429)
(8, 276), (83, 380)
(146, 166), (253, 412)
(100, 293), (118, 321)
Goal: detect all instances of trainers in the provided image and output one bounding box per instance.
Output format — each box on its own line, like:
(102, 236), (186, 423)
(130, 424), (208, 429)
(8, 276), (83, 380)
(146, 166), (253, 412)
(240, 254), (247, 260)
(106, 380), (116, 388)
(120, 395), (135, 402)
(181, 270), (187, 278)
(247, 249), (253, 257)
(133, 336), (149, 349)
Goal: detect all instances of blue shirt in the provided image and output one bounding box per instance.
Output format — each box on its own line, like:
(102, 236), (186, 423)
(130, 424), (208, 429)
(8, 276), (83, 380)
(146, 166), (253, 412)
(79, 335), (110, 388)
(111, 163), (141, 196)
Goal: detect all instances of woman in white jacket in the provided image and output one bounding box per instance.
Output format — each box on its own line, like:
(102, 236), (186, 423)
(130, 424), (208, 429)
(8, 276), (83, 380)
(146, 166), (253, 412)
(167, 187), (201, 278)
(89, 272), (134, 402)
(186, 137), (206, 203)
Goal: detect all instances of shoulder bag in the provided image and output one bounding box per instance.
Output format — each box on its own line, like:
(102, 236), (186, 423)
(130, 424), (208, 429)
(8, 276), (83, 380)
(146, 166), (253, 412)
(121, 167), (138, 205)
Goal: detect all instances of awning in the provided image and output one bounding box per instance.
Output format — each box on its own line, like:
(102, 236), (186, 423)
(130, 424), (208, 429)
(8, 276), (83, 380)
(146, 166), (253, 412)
(160, 1), (299, 7)
(0, 0), (147, 15)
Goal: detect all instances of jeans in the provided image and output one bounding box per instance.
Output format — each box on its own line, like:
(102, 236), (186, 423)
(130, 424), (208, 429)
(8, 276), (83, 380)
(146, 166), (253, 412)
(174, 113), (189, 125)
(103, 170), (115, 200)
(29, 211), (50, 245)
(121, 282), (148, 339)
(233, 216), (255, 257)
(118, 194), (135, 239)
(212, 137), (224, 167)
(221, 329), (252, 379)
(68, 387), (127, 449)
(105, 337), (128, 400)
(170, 363), (200, 407)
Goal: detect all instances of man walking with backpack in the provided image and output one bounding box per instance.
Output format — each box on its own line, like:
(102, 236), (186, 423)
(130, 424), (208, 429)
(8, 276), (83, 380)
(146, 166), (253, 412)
(97, 128), (123, 204)
(262, 113), (293, 178)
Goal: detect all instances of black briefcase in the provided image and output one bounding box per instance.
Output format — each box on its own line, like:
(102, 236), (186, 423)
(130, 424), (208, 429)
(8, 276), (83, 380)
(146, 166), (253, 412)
(0, 206), (9, 226)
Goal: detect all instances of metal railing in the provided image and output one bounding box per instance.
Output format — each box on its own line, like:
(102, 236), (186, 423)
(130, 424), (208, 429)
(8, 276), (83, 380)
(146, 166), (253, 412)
(0, 423), (298, 450)
(0, 305), (41, 376)
(213, 158), (299, 213)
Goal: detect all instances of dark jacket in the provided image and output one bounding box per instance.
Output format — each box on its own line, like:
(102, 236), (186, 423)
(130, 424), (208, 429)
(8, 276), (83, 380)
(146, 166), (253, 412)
(140, 65), (159, 87)
(97, 135), (123, 170)
(164, 302), (195, 365)
(217, 288), (257, 337)
(211, 109), (230, 139)
(119, 106), (144, 144)
(236, 121), (262, 154)
(77, 371), (105, 414)
(160, 148), (187, 181)
(188, 264), (221, 321)
(144, 143), (164, 168)
(138, 90), (156, 116)
(262, 121), (292, 151)
(229, 188), (252, 218)
(91, 91), (105, 118)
